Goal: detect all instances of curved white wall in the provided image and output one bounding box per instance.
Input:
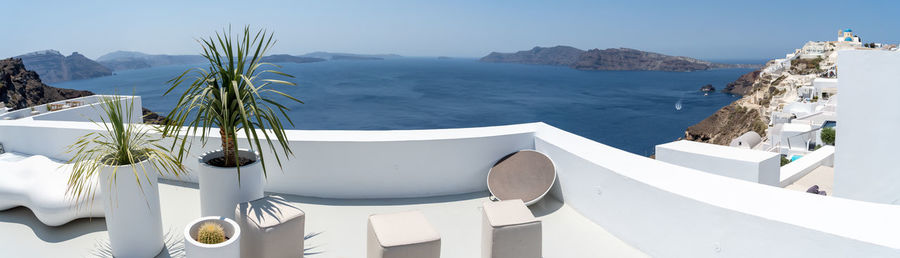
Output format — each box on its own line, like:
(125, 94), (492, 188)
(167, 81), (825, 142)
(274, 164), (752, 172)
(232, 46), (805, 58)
(2, 119), (900, 256)
(0, 120), (535, 199)
(534, 124), (900, 257)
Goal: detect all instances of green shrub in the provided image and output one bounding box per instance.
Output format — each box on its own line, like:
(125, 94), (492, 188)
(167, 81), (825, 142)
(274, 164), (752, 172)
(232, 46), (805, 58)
(821, 127), (836, 145)
(197, 222), (226, 244)
(781, 156), (791, 166)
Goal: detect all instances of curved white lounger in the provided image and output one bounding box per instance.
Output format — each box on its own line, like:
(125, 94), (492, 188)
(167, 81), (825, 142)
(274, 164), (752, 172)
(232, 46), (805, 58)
(0, 153), (104, 226)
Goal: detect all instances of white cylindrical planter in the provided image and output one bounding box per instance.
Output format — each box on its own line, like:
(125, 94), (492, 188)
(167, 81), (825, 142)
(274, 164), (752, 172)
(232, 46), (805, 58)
(198, 149), (264, 219)
(100, 159), (164, 258)
(184, 216), (241, 258)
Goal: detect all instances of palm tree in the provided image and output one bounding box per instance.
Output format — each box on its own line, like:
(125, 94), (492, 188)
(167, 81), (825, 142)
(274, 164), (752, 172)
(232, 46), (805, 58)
(162, 26), (302, 218)
(162, 25), (302, 176)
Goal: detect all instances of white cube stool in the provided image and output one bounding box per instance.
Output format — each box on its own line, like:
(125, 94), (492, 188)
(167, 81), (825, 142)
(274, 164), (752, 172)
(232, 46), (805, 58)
(482, 199), (541, 258)
(367, 210), (441, 258)
(235, 195), (306, 258)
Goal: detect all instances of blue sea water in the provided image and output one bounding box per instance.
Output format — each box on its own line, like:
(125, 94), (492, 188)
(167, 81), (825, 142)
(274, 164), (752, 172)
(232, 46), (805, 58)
(53, 58), (751, 156)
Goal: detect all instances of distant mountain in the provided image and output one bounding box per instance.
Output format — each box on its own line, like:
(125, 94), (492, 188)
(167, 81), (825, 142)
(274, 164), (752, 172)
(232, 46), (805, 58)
(260, 54), (326, 64)
(481, 46), (761, 72)
(15, 50), (112, 83)
(331, 55), (383, 61)
(0, 58), (93, 110)
(300, 52), (400, 60)
(572, 48), (714, 72)
(481, 46), (585, 66)
(97, 51), (206, 71)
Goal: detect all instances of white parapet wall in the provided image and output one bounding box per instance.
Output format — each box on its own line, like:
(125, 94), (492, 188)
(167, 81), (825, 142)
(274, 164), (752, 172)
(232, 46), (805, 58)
(0, 95), (142, 123)
(0, 120), (535, 199)
(654, 140), (781, 186)
(780, 145), (835, 187)
(534, 123), (900, 257)
(3, 119), (900, 256)
(834, 50), (900, 204)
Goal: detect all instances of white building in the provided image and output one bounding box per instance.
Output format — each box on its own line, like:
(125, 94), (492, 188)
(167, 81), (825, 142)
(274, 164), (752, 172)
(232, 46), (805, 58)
(813, 78), (839, 99)
(834, 50), (900, 204)
(800, 41), (826, 59)
(837, 29), (861, 45)
(656, 140), (781, 186)
(768, 122), (815, 155)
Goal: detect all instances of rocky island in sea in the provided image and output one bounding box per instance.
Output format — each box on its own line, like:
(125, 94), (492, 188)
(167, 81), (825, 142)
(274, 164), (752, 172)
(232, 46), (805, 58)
(481, 46), (761, 72)
(15, 50), (112, 83)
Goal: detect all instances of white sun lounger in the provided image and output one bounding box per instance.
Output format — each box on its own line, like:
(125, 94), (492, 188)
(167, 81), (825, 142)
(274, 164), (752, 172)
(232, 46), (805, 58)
(0, 152), (104, 226)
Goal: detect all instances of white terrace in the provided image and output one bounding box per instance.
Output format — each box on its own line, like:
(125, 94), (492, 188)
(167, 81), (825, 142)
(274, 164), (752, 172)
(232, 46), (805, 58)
(1, 50), (899, 257)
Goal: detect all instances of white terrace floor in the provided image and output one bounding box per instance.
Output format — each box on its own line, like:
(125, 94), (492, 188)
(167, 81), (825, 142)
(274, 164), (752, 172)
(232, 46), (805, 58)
(785, 165), (834, 194)
(0, 179), (647, 258)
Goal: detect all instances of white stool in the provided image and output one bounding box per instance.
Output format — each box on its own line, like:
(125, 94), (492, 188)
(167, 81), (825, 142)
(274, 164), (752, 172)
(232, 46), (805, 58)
(367, 210), (441, 258)
(482, 199), (541, 258)
(235, 195), (306, 258)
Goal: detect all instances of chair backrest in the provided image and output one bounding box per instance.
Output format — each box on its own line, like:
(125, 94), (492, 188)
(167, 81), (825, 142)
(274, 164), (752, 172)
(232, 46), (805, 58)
(487, 150), (556, 206)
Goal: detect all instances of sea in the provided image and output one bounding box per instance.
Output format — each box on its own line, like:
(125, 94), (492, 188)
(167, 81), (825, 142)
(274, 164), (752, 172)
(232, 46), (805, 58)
(53, 58), (755, 156)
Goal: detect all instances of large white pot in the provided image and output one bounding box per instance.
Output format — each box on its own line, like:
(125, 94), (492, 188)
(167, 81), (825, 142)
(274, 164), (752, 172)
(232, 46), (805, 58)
(198, 149), (264, 219)
(99, 159), (164, 258)
(184, 216), (241, 258)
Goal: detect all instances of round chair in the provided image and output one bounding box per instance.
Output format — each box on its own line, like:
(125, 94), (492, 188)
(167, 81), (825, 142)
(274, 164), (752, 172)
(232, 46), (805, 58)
(487, 150), (557, 206)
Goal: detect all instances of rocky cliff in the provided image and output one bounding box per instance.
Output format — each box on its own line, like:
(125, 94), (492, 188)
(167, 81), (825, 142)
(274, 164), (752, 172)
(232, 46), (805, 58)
(684, 104), (768, 145)
(481, 46), (760, 72)
(0, 58), (93, 109)
(683, 69), (770, 145)
(15, 50), (112, 83)
(1, 58), (167, 124)
(721, 70), (761, 95)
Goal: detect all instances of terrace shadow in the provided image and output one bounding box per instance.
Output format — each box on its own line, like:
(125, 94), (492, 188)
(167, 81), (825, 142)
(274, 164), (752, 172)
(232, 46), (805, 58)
(0, 206), (106, 242)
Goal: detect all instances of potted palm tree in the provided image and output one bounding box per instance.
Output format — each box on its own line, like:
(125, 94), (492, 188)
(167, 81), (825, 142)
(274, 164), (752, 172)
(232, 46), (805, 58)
(162, 26), (301, 218)
(67, 95), (185, 257)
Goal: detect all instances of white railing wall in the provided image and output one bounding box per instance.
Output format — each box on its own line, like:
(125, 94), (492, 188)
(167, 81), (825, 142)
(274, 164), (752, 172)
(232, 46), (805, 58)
(0, 120), (535, 199)
(533, 123), (900, 257)
(1, 119), (899, 257)
(0, 95), (141, 123)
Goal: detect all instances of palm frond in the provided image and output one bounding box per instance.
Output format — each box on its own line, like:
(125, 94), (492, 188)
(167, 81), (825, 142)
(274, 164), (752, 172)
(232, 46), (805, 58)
(66, 96), (187, 209)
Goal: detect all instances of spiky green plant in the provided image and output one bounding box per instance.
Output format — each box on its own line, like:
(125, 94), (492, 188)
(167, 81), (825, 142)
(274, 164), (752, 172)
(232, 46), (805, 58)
(161, 25), (301, 179)
(65, 95), (185, 208)
(197, 222), (226, 244)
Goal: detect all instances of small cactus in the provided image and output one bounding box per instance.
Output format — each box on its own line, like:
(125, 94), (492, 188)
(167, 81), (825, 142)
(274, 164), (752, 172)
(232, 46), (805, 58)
(196, 222), (226, 244)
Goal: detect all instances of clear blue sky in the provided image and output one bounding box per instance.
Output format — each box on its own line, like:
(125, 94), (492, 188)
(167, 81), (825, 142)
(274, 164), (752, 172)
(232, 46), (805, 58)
(3, 0), (897, 61)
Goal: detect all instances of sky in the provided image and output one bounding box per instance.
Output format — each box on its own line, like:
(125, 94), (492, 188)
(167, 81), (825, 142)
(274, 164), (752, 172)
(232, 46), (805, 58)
(2, 0), (898, 61)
